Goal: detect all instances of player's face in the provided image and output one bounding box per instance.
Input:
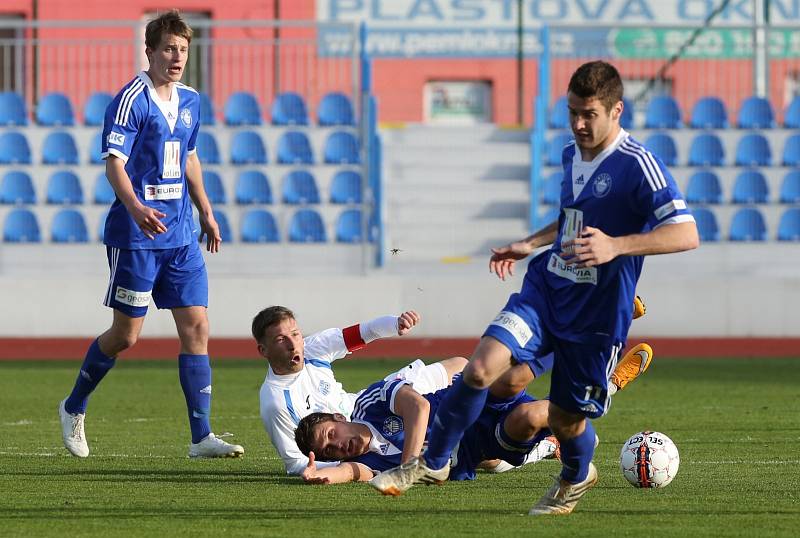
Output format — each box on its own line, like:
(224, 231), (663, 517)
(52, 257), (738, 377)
(312, 417), (369, 461)
(146, 33), (189, 86)
(258, 317), (305, 375)
(568, 92), (622, 158)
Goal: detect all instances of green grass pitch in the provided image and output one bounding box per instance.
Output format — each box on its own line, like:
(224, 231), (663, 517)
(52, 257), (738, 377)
(1, 357), (798, 537)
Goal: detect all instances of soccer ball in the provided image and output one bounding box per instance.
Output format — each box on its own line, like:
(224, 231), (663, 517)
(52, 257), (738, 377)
(619, 431), (680, 488)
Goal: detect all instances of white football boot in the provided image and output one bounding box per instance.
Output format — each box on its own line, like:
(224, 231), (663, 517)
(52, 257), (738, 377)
(368, 456), (449, 496)
(188, 433), (244, 458)
(58, 399), (89, 458)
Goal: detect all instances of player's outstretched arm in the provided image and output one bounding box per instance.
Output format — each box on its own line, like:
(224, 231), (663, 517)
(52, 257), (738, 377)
(301, 452), (374, 485)
(561, 221), (699, 268)
(185, 152), (221, 253)
(106, 156), (167, 239)
(393, 385), (431, 464)
(490, 220), (559, 280)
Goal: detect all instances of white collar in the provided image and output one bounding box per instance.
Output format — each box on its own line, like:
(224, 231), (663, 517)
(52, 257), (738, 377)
(139, 71), (179, 132)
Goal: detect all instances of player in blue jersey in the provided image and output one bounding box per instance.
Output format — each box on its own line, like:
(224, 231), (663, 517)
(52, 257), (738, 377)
(293, 378), (558, 486)
(58, 11), (242, 459)
(371, 61), (699, 514)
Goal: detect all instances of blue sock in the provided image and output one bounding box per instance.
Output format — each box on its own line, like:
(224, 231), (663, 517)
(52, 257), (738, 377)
(424, 377), (488, 470)
(559, 420), (596, 483)
(64, 338), (116, 414)
(178, 354), (212, 444)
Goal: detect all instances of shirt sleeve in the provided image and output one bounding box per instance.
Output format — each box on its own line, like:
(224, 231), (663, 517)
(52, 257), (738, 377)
(303, 328), (348, 363)
(633, 152), (695, 229)
(101, 85), (144, 163)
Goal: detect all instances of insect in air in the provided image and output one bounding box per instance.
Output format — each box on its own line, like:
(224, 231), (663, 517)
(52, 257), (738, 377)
(390, 248), (403, 255)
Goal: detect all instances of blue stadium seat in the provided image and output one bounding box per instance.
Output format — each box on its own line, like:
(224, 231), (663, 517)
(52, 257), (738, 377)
(235, 170), (272, 204)
(0, 92), (28, 126)
(199, 92), (215, 125)
(732, 170), (769, 204)
(282, 170), (320, 204)
(288, 208), (326, 243)
(735, 133), (772, 166)
(240, 208), (279, 243)
(271, 92), (309, 126)
(779, 170), (800, 204)
(97, 209), (108, 242)
(644, 95), (682, 129)
(47, 170), (84, 204)
(542, 171), (562, 205)
(546, 132), (574, 166)
(620, 97), (634, 129)
(329, 170), (362, 204)
(1, 171), (36, 204)
(692, 207), (720, 242)
(323, 131), (360, 164)
(690, 97), (728, 129)
(784, 95), (800, 129)
(224, 92), (262, 126)
(84, 92), (113, 126)
(549, 96), (569, 129)
(644, 132), (678, 166)
(318, 92), (355, 126)
(203, 170), (226, 204)
(195, 131), (220, 165)
(213, 209), (232, 242)
(541, 206), (561, 225)
(4, 207), (40, 242)
(685, 170), (722, 204)
(729, 207), (767, 241)
(688, 133), (725, 167)
(89, 132), (104, 164)
(93, 172), (115, 204)
(51, 208), (89, 243)
(737, 96), (775, 128)
(36, 92), (75, 126)
(0, 131), (32, 164)
(277, 130), (314, 164)
(335, 208), (364, 243)
(777, 208), (800, 241)
(42, 131), (79, 165)
(230, 130), (267, 165)
(781, 134), (800, 167)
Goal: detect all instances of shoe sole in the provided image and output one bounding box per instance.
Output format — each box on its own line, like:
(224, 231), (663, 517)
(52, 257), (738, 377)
(188, 451), (244, 458)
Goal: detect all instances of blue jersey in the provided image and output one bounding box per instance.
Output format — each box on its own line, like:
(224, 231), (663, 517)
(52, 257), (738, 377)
(350, 379), (537, 481)
(101, 72), (201, 250)
(525, 130), (694, 345)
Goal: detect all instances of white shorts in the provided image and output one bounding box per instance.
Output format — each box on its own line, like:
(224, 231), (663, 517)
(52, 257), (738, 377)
(383, 359), (449, 395)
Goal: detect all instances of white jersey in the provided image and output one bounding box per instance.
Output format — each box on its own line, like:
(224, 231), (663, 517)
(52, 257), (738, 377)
(259, 320), (450, 475)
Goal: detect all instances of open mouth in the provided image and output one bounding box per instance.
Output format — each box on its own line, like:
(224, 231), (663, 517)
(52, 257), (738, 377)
(169, 66), (182, 75)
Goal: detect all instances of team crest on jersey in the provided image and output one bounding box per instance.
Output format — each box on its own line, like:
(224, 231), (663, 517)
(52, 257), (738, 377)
(318, 380), (330, 396)
(382, 416), (403, 436)
(592, 173), (612, 198)
(180, 108), (192, 128)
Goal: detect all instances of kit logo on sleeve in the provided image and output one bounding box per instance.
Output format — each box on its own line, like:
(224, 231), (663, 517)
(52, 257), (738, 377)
(107, 131), (125, 146)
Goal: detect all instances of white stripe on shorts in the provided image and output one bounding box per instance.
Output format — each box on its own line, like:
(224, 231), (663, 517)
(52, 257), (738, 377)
(103, 247), (120, 306)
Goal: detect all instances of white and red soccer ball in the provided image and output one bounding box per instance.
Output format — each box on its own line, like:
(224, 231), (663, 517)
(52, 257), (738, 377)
(620, 431), (680, 488)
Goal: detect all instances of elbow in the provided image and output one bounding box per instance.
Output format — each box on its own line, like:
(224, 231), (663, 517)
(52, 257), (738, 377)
(685, 225), (700, 251)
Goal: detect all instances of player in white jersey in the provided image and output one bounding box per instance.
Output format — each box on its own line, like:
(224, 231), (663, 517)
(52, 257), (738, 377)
(253, 306), (466, 475)
(372, 61), (699, 515)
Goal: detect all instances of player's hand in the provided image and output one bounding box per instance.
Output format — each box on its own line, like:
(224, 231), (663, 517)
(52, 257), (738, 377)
(560, 226), (619, 267)
(301, 452), (330, 485)
(199, 212), (222, 253)
(489, 240), (535, 281)
(397, 310), (420, 336)
(130, 203), (167, 240)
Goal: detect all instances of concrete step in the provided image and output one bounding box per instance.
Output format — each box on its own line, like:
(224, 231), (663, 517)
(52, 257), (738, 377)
(381, 124), (530, 146)
(386, 144), (529, 167)
(388, 200), (528, 223)
(388, 179), (527, 203)
(386, 162), (529, 183)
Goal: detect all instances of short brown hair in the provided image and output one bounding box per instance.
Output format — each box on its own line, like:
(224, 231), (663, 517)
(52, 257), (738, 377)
(567, 61), (624, 113)
(145, 10), (193, 50)
(295, 413), (336, 458)
(251, 306), (295, 342)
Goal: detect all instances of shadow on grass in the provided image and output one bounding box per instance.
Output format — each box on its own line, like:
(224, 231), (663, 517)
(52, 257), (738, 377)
(8, 469), (303, 485)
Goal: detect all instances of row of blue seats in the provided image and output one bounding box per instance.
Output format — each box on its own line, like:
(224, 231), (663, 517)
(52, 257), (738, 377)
(2, 207), (370, 244)
(0, 129), (361, 166)
(693, 207), (800, 242)
(0, 91), (356, 128)
(550, 95), (800, 130)
(0, 168), (362, 206)
(546, 131), (800, 168)
(540, 169), (800, 206)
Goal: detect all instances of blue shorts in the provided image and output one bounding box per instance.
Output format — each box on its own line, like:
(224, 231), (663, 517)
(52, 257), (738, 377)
(483, 292), (622, 419)
(102, 242), (208, 318)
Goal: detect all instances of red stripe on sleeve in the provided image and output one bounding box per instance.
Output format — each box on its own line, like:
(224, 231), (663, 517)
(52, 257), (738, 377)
(342, 324), (366, 351)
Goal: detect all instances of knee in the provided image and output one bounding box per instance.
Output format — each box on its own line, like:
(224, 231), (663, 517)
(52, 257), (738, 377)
(463, 361), (494, 389)
(547, 404), (584, 438)
(102, 330), (138, 355)
(179, 317), (209, 346)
